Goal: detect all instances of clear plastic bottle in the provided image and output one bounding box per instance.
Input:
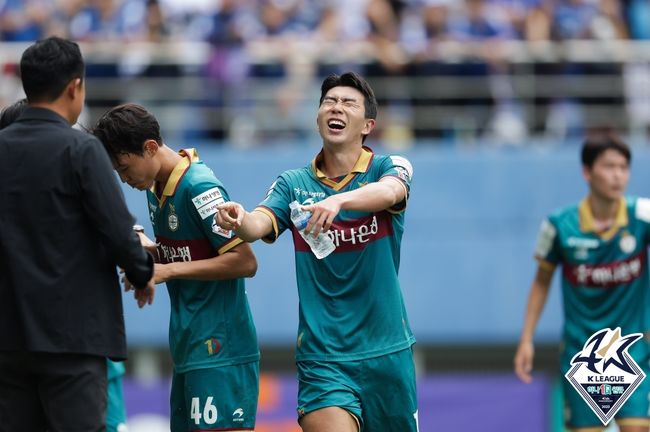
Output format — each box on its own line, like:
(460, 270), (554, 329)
(289, 201), (336, 259)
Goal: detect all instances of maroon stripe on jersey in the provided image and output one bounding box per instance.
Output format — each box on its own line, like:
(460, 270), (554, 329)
(291, 211), (393, 254)
(156, 236), (216, 264)
(562, 249), (647, 288)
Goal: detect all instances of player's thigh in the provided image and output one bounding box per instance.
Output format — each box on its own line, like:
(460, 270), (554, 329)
(359, 348), (419, 432)
(106, 375), (128, 432)
(172, 362), (259, 432)
(299, 406), (359, 432)
(0, 352), (47, 431)
(297, 360), (362, 430)
(38, 353), (107, 432)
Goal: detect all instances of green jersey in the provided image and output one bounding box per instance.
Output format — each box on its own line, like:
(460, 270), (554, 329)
(535, 197), (650, 353)
(147, 149), (259, 373)
(257, 146), (415, 362)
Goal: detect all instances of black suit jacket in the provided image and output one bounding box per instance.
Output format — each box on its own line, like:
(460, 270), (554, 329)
(0, 107), (153, 359)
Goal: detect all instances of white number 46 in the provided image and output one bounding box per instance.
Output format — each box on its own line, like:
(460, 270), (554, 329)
(190, 396), (218, 425)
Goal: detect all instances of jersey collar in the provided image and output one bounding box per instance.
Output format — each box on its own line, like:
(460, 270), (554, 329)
(579, 197), (628, 240)
(311, 146), (373, 191)
(151, 148), (199, 205)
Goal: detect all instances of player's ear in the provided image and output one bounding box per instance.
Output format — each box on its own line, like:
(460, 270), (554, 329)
(143, 139), (159, 156)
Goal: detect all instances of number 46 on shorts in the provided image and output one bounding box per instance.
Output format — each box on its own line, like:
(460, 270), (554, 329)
(190, 396), (218, 425)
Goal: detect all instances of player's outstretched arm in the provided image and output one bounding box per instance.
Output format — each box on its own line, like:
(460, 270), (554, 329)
(152, 242), (257, 284)
(215, 202), (273, 243)
(514, 264), (555, 384)
(301, 176), (407, 237)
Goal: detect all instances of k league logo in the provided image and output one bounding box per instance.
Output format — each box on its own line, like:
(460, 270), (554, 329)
(565, 327), (645, 425)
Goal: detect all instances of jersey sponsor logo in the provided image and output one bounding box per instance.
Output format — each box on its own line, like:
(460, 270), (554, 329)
(563, 250), (646, 288)
(294, 187), (326, 200)
(211, 218), (232, 239)
(156, 236), (216, 263)
(192, 187), (225, 220)
(534, 219), (556, 258)
(291, 212), (393, 254)
(567, 237), (600, 249)
(565, 327), (646, 426)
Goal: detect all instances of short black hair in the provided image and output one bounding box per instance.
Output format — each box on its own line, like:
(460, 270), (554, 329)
(581, 134), (631, 169)
(319, 72), (378, 143)
(20, 37), (85, 103)
(0, 98), (28, 129)
(320, 72), (378, 120)
(93, 103), (162, 161)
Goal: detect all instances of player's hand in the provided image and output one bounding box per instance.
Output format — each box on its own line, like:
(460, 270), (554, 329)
(514, 341), (535, 384)
(301, 196), (342, 237)
(120, 268), (135, 292)
(215, 202), (245, 231)
(134, 278), (155, 308)
(136, 231), (160, 262)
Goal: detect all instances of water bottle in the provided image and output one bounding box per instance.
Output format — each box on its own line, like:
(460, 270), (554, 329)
(289, 201), (336, 259)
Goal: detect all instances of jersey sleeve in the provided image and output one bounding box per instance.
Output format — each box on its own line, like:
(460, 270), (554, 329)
(534, 218), (561, 269)
(254, 175), (293, 244)
(379, 155), (413, 214)
(187, 180), (243, 255)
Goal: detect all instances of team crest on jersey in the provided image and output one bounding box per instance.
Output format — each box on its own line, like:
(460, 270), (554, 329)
(565, 327), (645, 425)
(168, 204), (179, 231)
(619, 232), (636, 254)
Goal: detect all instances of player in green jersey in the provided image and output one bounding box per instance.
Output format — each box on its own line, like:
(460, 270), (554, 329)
(215, 72), (418, 432)
(93, 104), (260, 432)
(515, 135), (650, 432)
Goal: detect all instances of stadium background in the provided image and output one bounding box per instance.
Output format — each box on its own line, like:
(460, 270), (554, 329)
(2, 0), (650, 430)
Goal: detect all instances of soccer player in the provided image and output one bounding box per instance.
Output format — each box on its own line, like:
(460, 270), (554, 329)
(514, 135), (650, 432)
(215, 72), (418, 432)
(92, 103), (259, 432)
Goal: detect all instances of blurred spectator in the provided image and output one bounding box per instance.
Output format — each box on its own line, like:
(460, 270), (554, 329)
(0, 0), (53, 41)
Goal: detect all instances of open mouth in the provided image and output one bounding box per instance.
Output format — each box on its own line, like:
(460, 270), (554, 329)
(327, 119), (346, 130)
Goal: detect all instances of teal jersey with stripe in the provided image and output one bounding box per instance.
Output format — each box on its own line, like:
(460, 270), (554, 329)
(147, 149), (259, 373)
(257, 147), (415, 362)
(535, 196), (650, 355)
(106, 359), (125, 380)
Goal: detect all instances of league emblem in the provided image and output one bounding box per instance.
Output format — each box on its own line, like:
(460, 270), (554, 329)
(565, 328), (645, 425)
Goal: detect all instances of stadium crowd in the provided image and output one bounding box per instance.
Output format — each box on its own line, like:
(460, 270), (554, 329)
(1, 0), (650, 143)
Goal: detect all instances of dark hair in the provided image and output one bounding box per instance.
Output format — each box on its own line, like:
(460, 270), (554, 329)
(0, 98), (28, 129)
(20, 37), (85, 103)
(93, 103), (162, 160)
(320, 72), (378, 120)
(581, 134), (631, 169)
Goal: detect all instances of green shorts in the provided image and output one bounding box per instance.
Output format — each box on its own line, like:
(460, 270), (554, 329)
(297, 347), (418, 432)
(170, 361), (259, 432)
(562, 342), (650, 429)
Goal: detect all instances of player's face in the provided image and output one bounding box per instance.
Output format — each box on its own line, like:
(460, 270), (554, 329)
(317, 86), (375, 146)
(113, 151), (158, 191)
(584, 149), (629, 201)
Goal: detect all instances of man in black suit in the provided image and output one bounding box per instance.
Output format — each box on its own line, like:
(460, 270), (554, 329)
(0, 37), (155, 432)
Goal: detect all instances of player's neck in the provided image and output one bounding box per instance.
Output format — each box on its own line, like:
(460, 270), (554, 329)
(587, 193), (620, 227)
(319, 143), (363, 178)
(154, 145), (183, 188)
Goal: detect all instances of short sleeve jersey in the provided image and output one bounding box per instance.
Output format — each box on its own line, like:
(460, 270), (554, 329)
(535, 197), (650, 356)
(147, 149), (259, 372)
(256, 146), (416, 362)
